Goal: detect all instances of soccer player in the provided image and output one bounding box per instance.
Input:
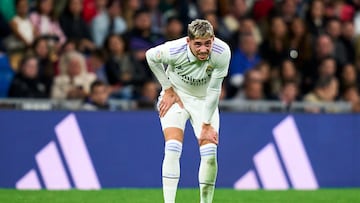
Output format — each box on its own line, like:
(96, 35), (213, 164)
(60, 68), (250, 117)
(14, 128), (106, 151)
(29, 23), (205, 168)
(145, 19), (231, 203)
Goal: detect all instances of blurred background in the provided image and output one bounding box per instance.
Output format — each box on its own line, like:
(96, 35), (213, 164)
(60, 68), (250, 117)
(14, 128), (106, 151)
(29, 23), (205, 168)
(0, 0), (359, 190)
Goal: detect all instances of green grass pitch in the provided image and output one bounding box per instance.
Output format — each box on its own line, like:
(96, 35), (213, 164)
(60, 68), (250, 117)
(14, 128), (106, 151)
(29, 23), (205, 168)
(0, 188), (359, 203)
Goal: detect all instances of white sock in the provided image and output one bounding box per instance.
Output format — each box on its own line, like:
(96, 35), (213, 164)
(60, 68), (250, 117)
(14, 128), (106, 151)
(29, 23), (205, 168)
(162, 140), (182, 203)
(199, 143), (218, 203)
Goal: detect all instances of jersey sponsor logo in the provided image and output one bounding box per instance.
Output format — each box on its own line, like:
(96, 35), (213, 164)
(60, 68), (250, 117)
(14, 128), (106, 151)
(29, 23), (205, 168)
(16, 114), (101, 190)
(234, 116), (318, 190)
(178, 73), (209, 86)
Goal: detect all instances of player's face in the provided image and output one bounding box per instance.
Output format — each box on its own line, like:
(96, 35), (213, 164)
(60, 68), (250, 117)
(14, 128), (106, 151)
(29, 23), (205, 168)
(187, 37), (214, 61)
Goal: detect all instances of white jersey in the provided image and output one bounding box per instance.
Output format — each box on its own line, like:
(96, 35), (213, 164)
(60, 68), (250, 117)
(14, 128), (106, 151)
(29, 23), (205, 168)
(146, 37), (231, 97)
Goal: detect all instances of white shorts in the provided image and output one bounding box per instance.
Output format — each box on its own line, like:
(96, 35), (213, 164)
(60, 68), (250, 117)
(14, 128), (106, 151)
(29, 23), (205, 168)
(157, 90), (219, 139)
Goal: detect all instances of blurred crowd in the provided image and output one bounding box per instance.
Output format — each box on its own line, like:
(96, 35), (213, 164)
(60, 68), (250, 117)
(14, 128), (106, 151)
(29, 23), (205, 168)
(1, 0), (360, 112)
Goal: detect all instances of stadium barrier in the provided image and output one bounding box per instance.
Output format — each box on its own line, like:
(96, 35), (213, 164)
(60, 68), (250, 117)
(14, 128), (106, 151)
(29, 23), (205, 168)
(0, 111), (359, 189)
(0, 98), (352, 113)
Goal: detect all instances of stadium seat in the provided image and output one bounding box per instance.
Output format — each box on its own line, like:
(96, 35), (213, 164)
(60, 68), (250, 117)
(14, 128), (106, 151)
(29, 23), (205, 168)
(0, 54), (14, 98)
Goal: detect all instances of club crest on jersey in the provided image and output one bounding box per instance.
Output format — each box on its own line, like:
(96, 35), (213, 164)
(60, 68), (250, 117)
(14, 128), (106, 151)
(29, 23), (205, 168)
(206, 65), (214, 76)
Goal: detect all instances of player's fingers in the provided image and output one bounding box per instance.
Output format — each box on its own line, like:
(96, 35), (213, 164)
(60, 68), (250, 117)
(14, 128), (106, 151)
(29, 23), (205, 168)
(213, 136), (218, 145)
(159, 103), (170, 117)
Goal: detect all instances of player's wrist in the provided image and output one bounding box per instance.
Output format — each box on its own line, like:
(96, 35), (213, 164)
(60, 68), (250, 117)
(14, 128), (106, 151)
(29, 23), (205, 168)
(202, 122), (211, 128)
(164, 86), (173, 92)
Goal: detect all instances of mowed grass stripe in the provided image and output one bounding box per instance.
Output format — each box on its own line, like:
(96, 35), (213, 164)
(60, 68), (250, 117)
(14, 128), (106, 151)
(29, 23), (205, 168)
(0, 188), (359, 203)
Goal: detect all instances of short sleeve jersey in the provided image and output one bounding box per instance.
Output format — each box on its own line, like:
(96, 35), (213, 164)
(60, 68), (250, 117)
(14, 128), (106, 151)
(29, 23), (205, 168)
(152, 37), (231, 97)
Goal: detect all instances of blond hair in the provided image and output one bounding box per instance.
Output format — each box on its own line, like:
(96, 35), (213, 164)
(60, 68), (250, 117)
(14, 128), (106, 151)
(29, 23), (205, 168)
(58, 51), (88, 75)
(187, 19), (214, 39)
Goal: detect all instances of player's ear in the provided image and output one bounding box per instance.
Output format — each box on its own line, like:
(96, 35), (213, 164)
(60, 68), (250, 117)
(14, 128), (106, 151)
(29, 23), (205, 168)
(186, 37), (190, 44)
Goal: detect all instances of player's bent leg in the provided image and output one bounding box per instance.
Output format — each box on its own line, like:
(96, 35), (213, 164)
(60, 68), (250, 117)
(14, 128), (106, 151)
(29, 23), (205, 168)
(198, 143), (218, 203)
(162, 127), (184, 203)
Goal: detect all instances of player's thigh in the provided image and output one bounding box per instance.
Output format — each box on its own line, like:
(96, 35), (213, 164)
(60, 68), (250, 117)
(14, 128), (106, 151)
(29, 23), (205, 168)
(188, 100), (220, 139)
(160, 103), (189, 141)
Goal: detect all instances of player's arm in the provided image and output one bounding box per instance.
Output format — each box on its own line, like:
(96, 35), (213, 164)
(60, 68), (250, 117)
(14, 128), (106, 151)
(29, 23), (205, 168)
(202, 44), (231, 125)
(202, 77), (223, 125)
(145, 45), (172, 90)
(200, 77), (223, 145)
(145, 44), (184, 117)
(200, 43), (231, 144)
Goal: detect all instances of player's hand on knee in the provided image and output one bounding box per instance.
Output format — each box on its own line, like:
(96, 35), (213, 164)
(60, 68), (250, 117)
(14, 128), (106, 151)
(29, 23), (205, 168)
(199, 124), (218, 145)
(159, 87), (184, 117)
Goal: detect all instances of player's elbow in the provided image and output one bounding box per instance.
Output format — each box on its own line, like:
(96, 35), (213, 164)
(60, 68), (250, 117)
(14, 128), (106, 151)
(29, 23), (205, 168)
(145, 49), (151, 60)
(145, 48), (155, 61)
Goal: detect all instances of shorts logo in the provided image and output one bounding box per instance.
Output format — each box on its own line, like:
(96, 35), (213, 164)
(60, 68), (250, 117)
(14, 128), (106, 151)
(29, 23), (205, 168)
(15, 114), (101, 190)
(234, 116), (318, 190)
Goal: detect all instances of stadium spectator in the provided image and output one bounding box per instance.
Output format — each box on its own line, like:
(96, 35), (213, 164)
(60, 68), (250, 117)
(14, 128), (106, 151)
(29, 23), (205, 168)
(121, 0), (141, 31)
(0, 13), (11, 52)
(228, 32), (261, 97)
(340, 20), (356, 64)
(325, 17), (348, 66)
(257, 60), (273, 99)
(341, 84), (360, 112)
(82, 80), (111, 110)
(7, 0), (35, 51)
(326, 0), (355, 22)
(302, 34), (335, 94)
(8, 55), (48, 98)
(90, 0), (127, 48)
(29, 0), (67, 49)
(318, 56), (337, 78)
(51, 51), (96, 99)
(82, 0), (98, 24)
(203, 11), (232, 44)
(305, 0), (326, 38)
(288, 17), (313, 69)
(136, 79), (160, 109)
(163, 16), (184, 41)
(59, 0), (95, 53)
(103, 33), (147, 99)
(221, 0), (249, 36)
(31, 36), (57, 96)
(233, 68), (265, 101)
(196, 0), (217, 18)
(270, 80), (300, 112)
(229, 16), (262, 50)
(259, 15), (290, 69)
(0, 0), (16, 22)
(142, 0), (163, 34)
(339, 63), (359, 94)
(303, 76), (339, 113)
(252, 0), (274, 21)
(126, 8), (165, 78)
(87, 49), (108, 84)
(272, 59), (301, 96)
(277, 0), (299, 24)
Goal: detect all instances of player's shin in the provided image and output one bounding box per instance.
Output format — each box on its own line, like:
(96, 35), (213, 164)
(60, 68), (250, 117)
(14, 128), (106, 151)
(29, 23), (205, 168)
(199, 143), (218, 203)
(162, 140), (182, 203)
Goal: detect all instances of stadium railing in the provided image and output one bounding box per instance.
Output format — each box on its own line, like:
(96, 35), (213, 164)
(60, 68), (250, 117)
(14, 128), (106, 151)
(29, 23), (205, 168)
(0, 98), (352, 113)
